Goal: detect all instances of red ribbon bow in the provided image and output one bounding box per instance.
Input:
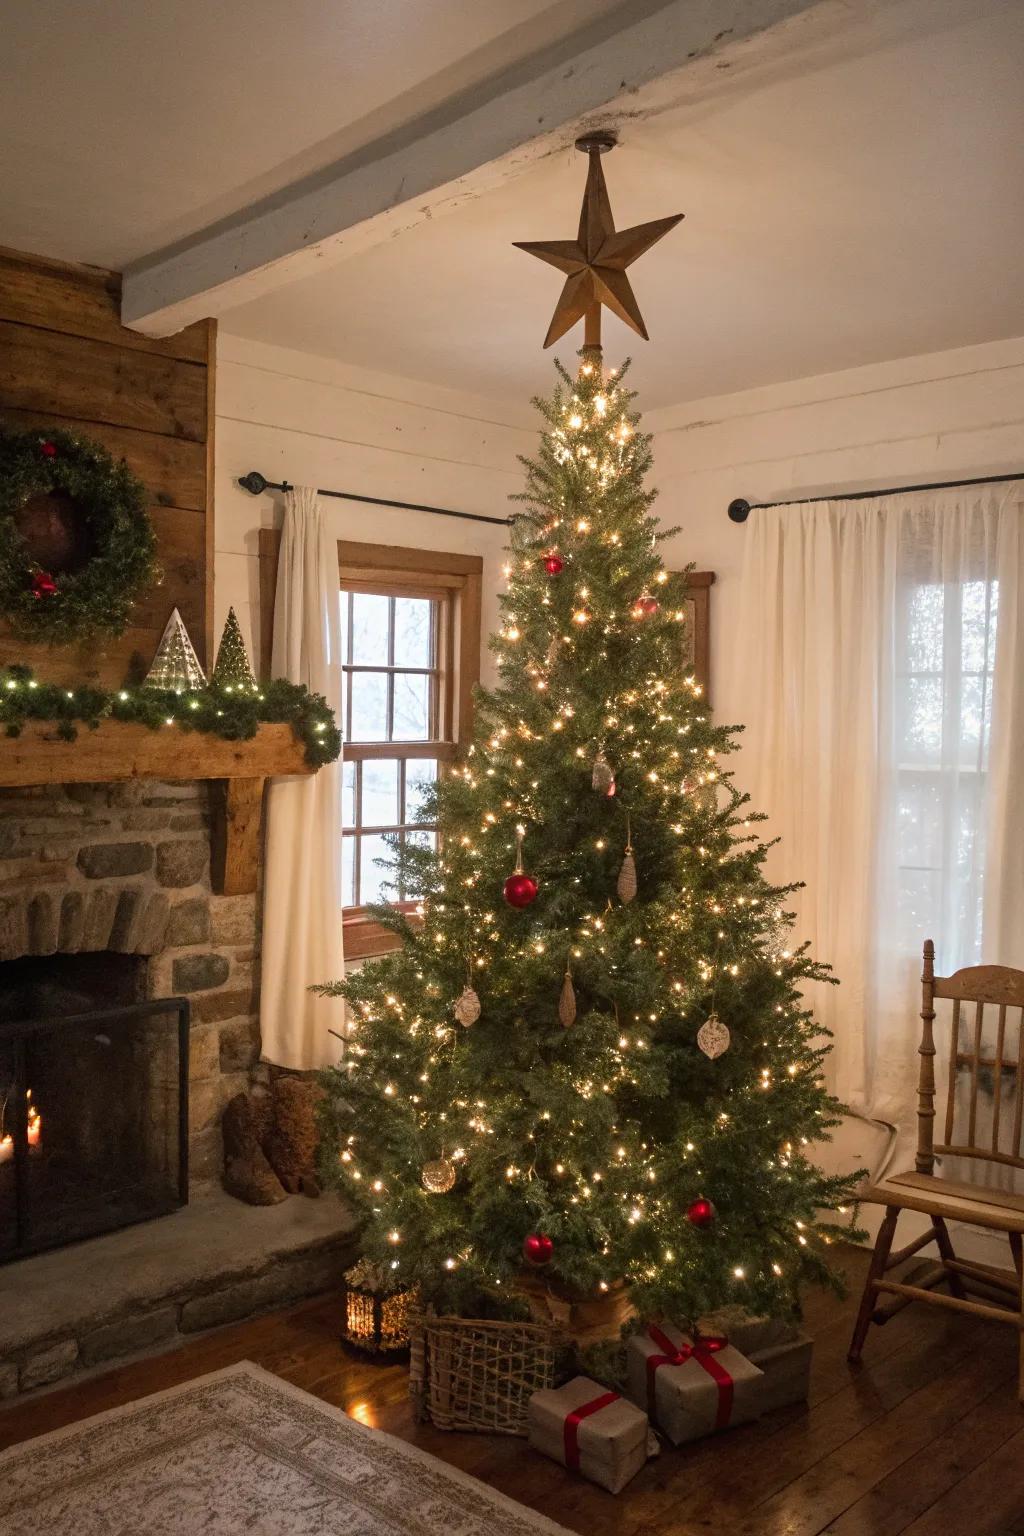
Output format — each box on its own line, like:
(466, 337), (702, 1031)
(645, 1324), (734, 1430)
(563, 1389), (620, 1471)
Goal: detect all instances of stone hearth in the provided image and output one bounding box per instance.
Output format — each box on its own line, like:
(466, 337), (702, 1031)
(0, 779), (261, 1185)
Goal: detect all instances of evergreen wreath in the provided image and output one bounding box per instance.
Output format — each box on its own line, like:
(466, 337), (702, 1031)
(0, 425), (158, 643)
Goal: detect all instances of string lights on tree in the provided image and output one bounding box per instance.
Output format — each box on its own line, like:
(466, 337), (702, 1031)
(316, 135), (860, 1325)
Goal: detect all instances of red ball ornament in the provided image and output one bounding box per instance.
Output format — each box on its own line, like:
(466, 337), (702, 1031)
(38, 440), (57, 458)
(543, 553), (564, 576)
(633, 594), (659, 617)
(503, 872), (538, 909)
(30, 570), (58, 600)
(522, 1232), (553, 1267)
(686, 1197), (716, 1229)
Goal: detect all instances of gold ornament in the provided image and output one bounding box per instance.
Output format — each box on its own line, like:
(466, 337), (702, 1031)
(697, 1013), (731, 1060)
(616, 816), (637, 904)
(591, 748), (614, 794)
(421, 1157), (456, 1194)
(454, 985), (481, 1027)
(513, 134), (684, 349)
(559, 966), (577, 1028)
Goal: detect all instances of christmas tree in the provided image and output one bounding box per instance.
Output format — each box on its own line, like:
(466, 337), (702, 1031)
(211, 606), (258, 692)
(144, 607), (205, 691)
(317, 351), (860, 1327)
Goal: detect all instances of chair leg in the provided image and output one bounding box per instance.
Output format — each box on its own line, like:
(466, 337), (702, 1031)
(1010, 1232), (1024, 1406)
(932, 1216), (966, 1300)
(849, 1206), (899, 1363)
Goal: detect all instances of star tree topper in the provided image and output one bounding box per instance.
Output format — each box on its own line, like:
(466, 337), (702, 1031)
(514, 132), (683, 349)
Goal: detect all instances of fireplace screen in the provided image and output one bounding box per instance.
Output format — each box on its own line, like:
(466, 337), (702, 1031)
(0, 988), (189, 1263)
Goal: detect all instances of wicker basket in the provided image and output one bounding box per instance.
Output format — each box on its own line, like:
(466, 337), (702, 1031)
(409, 1313), (562, 1435)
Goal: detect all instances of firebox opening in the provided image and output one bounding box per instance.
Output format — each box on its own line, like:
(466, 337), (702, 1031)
(0, 953), (188, 1263)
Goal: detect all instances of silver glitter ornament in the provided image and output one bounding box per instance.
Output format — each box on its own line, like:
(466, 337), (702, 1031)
(421, 1157), (456, 1193)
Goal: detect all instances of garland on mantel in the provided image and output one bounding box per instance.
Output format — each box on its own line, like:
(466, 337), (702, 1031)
(0, 666), (341, 768)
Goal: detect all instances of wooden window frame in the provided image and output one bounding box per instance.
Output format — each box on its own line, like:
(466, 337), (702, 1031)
(258, 531), (482, 959)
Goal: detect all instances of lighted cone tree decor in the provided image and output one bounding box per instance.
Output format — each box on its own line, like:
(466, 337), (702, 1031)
(144, 607), (206, 691)
(211, 606), (258, 693)
(318, 137), (860, 1325)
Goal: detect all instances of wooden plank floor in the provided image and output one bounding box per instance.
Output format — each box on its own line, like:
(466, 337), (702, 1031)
(1, 1245), (1022, 1534)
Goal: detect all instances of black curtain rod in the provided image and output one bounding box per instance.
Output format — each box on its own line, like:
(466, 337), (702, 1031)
(727, 471), (1024, 523)
(238, 470), (513, 528)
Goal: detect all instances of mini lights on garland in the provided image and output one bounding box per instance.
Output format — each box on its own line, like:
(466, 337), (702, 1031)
(0, 666), (340, 767)
(0, 426), (158, 643)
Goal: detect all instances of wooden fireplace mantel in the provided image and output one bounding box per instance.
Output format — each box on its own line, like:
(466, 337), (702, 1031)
(0, 720), (313, 896)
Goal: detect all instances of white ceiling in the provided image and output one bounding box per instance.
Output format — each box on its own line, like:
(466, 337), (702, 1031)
(0, 0), (628, 267)
(3, 0), (1023, 409)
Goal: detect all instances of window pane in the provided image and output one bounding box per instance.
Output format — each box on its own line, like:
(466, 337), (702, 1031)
(360, 833), (393, 905)
(406, 829), (437, 854)
(898, 674), (942, 763)
(363, 759), (399, 827)
(405, 758), (438, 824)
(341, 760), (356, 826)
(961, 580), (997, 672)
(394, 597), (434, 668)
(342, 835), (356, 906)
(904, 584), (943, 672)
(392, 671), (430, 740)
(351, 593), (391, 665)
(350, 672), (388, 742)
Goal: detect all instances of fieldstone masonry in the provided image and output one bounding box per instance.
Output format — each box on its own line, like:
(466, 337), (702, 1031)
(0, 779), (262, 1185)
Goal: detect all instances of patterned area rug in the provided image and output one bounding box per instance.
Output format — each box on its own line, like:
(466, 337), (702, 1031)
(0, 1362), (571, 1535)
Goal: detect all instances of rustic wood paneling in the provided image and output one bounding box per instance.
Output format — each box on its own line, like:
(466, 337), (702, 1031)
(0, 245), (207, 363)
(0, 248), (214, 685)
(0, 320), (207, 441)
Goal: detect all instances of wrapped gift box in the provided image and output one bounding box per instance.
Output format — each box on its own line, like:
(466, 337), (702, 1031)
(625, 1323), (763, 1445)
(528, 1374), (650, 1494)
(698, 1308), (812, 1414)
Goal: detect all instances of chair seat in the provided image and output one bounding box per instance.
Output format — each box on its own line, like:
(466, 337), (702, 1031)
(864, 1168), (1024, 1233)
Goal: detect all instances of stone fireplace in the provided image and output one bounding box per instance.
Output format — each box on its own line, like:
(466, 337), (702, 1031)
(0, 778), (262, 1194)
(0, 775), (356, 1399)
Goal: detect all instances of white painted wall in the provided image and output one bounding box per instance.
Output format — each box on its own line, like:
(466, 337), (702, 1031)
(214, 333), (537, 673)
(647, 334), (1024, 723)
(217, 330), (1024, 723)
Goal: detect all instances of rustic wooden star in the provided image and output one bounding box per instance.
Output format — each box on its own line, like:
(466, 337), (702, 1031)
(514, 138), (684, 349)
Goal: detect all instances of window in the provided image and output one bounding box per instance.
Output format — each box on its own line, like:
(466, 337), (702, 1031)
(893, 564), (998, 968)
(337, 542), (482, 957)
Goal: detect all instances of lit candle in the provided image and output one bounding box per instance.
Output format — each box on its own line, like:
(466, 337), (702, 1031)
(0, 1135), (11, 1165)
(27, 1101), (41, 1152)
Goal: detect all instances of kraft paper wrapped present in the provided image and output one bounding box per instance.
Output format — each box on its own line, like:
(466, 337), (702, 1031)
(625, 1323), (763, 1445)
(528, 1374), (650, 1494)
(698, 1308), (812, 1413)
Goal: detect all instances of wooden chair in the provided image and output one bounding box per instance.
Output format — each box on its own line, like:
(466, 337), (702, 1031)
(848, 939), (1024, 1401)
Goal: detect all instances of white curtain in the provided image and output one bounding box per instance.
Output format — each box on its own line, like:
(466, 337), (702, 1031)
(728, 486), (1023, 1145)
(260, 485), (346, 1069)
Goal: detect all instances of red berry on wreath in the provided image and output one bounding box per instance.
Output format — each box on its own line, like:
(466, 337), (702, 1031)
(30, 570), (58, 599)
(522, 1233), (553, 1267)
(686, 1197), (716, 1228)
(543, 553), (564, 576)
(39, 440), (57, 458)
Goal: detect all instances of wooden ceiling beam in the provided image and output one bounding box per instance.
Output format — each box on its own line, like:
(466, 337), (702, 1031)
(121, 0), (835, 337)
